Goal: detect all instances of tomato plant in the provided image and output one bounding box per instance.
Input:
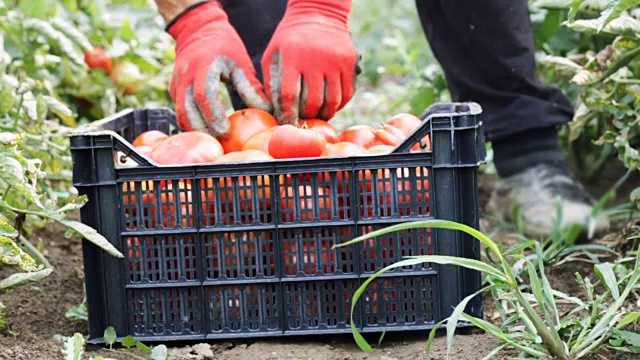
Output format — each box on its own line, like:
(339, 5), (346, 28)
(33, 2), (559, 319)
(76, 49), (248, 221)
(218, 108), (279, 153)
(149, 132), (224, 165)
(268, 124), (327, 159)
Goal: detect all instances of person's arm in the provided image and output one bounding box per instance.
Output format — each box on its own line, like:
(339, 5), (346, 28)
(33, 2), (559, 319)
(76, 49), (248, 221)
(154, 0), (205, 24)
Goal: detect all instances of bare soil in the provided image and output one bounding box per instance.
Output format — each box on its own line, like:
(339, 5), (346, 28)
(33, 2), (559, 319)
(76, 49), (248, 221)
(0, 173), (637, 360)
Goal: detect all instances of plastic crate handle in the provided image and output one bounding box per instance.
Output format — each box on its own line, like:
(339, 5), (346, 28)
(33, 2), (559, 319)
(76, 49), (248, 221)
(391, 102), (482, 154)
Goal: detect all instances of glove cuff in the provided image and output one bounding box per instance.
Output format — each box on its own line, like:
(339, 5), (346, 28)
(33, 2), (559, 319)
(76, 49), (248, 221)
(165, 0), (225, 35)
(286, 0), (352, 24)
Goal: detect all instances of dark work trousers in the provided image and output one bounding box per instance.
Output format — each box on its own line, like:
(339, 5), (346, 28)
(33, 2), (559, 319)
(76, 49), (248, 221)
(218, 0), (572, 177)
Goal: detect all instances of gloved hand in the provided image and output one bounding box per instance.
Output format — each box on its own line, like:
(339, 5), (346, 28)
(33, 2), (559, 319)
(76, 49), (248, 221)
(166, 1), (272, 137)
(261, 0), (359, 124)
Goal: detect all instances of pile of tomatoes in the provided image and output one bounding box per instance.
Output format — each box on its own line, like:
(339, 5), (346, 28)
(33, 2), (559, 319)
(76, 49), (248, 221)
(124, 108), (431, 166)
(119, 108), (432, 281)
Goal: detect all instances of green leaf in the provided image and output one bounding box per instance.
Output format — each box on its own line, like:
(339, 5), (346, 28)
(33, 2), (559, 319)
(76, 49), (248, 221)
(18, 0), (58, 19)
(444, 285), (499, 358)
(526, 259), (553, 323)
(36, 94), (48, 122)
(0, 86), (15, 114)
(617, 312), (640, 329)
(58, 219), (123, 258)
(52, 20), (93, 52)
(0, 155), (43, 208)
(42, 95), (76, 127)
(103, 326), (116, 346)
(121, 335), (136, 348)
(0, 218), (18, 238)
(425, 318), (448, 359)
(334, 219), (511, 279)
(460, 313), (548, 358)
(136, 341), (152, 353)
(23, 18), (86, 69)
(0, 235), (41, 272)
(151, 345), (168, 360)
(611, 328), (640, 347)
(0, 302), (5, 330)
(597, 0), (639, 32)
(65, 304), (88, 322)
(410, 86), (436, 116)
(595, 263), (620, 300)
(62, 333), (85, 360)
(0, 268), (52, 291)
(568, 0), (589, 21)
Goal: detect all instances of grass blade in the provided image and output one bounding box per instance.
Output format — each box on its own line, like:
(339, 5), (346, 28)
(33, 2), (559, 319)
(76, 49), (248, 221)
(460, 313), (548, 358)
(525, 259), (554, 325)
(425, 318), (448, 360)
(335, 219), (516, 284)
(617, 312), (640, 329)
(594, 263), (620, 300)
(444, 284), (500, 358)
(403, 255), (506, 282)
(536, 243), (560, 325)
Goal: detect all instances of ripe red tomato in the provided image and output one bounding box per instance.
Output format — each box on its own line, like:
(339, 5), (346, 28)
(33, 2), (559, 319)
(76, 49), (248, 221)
(203, 150), (276, 216)
(338, 125), (376, 148)
(283, 239), (336, 275)
(359, 167), (430, 218)
(135, 145), (154, 156)
(213, 149), (273, 164)
(299, 119), (339, 144)
(319, 142), (368, 195)
(139, 179), (196, 228)
(280, 185), (332, 222)
(320, 141), (368, 158)
(84, 47), (113, 74)
(369, 124), (406, 148)
(218, 108), (278, 154)
(241, 126), (278, 153)
(132, 130), (168, 148)
(110, 61), (141, 96)
(367, 145), (394, 154)
(149, 131), (224, 165)
(268, 124), (327, 159)
(386, 113), (431, 151)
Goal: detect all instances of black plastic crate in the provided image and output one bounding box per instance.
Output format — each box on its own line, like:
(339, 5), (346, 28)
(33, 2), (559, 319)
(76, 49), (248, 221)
(69, 102), (487, 343)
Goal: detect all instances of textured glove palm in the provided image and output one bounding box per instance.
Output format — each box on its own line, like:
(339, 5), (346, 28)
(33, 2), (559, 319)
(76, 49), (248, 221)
(261, 0), (358, 124)
(167, 1), (272, 137)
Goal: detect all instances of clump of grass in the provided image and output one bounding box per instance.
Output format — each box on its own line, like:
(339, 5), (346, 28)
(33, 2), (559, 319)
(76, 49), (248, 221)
(334, 219), (640, 359)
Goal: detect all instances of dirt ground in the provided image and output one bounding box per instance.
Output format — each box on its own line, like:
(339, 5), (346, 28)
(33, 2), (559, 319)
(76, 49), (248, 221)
(0, 173), (638, 360)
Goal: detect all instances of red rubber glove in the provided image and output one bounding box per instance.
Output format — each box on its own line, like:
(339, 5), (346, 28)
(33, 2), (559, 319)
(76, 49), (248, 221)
(167, 1), (272, 137)
(261, 0), (359, 124)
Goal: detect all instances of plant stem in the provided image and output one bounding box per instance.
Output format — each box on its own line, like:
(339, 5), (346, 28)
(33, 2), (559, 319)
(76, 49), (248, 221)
(17, 234), (51, 269)
(513, 290), (569, 359)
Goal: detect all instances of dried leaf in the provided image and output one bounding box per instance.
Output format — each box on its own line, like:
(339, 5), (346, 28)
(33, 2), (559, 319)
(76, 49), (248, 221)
(571, 69), (601, 85)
